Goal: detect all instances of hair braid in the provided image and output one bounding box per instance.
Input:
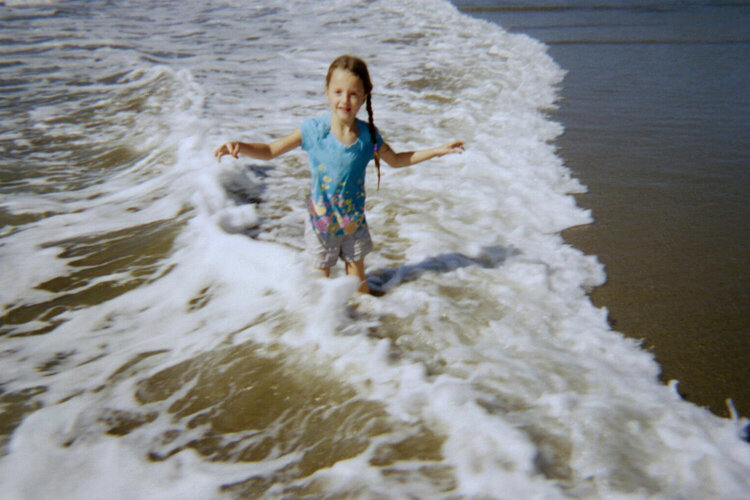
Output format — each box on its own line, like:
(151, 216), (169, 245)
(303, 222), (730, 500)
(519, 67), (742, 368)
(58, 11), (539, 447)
(366, 95), (381, 190)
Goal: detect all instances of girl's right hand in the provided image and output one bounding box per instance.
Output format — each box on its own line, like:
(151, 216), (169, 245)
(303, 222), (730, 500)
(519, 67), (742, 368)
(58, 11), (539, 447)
(214, 142), (240, 162)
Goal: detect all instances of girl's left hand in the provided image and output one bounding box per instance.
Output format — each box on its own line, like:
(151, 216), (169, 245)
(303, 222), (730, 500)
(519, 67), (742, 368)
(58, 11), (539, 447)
(440, 140), (465, 156)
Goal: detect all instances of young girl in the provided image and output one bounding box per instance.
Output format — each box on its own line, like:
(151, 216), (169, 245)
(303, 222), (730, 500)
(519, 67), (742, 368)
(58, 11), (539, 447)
(215, 55), (464, 294)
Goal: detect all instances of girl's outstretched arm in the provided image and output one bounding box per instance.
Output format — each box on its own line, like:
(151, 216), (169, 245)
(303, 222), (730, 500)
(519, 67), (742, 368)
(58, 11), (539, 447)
(379, 140), (464, 169)
(214, 129), (302, 162)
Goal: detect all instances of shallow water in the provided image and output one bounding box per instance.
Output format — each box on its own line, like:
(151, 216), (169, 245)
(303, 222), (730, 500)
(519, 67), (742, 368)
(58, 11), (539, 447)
(1, 0), (748, 498)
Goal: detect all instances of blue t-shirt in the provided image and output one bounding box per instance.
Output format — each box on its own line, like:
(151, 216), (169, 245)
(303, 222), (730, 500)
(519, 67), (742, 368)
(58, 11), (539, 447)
(300, 114), (383, 236)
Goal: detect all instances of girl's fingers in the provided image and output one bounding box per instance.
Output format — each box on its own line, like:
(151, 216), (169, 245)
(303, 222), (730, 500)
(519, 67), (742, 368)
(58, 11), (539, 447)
(447, 141), (465, 154)
(214, 142), (238, 162)
(216, 145), (229, 162)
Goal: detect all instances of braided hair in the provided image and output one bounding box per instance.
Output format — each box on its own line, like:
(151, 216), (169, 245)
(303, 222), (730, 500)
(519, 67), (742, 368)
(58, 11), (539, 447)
(326, 55), (381, 189)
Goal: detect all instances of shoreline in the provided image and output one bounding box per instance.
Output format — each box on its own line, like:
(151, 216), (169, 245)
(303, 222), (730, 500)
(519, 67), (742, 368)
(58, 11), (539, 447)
(562, 220), (749, 419)
(457, 1), (750, 419)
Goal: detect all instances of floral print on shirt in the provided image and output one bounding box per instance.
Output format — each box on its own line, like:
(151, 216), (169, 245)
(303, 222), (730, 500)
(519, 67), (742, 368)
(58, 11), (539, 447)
(307, 164), (366, 236)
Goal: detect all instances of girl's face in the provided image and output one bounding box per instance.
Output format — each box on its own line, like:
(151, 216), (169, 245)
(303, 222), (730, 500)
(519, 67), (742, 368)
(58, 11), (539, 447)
(325, 68), (366, 124)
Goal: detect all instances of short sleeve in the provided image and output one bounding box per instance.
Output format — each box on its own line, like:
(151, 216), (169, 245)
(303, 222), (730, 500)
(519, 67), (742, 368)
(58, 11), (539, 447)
(299, 116), (316, 152)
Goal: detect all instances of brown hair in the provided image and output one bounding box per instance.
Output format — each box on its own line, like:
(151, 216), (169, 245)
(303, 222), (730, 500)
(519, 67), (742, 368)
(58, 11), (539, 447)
(326, 55), (381, 189)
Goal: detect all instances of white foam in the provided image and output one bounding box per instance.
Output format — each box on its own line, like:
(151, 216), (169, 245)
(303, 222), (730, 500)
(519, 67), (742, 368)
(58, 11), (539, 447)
(0, 401), (253, 500)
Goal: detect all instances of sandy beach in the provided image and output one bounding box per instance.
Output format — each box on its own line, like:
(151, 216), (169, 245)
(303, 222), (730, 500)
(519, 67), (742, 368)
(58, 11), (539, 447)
(459, 1), (750, 418)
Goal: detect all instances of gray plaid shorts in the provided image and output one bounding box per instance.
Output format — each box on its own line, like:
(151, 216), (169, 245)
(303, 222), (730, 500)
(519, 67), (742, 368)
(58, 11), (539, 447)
(304, 221), (373, 268)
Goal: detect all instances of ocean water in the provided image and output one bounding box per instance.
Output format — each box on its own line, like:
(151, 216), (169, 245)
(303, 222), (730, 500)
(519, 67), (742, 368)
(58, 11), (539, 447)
(0, 0), (748, 498)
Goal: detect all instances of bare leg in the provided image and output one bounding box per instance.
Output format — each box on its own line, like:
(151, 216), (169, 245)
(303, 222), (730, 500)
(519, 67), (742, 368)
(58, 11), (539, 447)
(317, 267), (331, 278)
(345, 259), (369, 294)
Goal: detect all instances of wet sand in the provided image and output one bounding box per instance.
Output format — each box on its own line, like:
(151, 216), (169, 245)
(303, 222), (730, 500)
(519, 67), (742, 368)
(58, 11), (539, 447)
(458, 2), (750, 417)
(553, 38), (750, 418)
